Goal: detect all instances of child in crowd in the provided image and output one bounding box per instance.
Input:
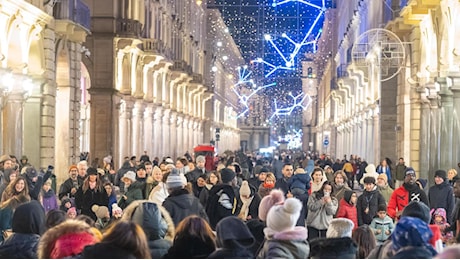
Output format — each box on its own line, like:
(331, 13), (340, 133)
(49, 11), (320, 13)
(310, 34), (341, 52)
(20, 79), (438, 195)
(59, 198), (73, 213)
(92, 204), (111, 231)
(112, 203), (123, 220)
(431, 208), (454, 244)
(67, 207), (77, 219)
(288, 168), (310, 196)
(369, 204), (394, 245)
(39, 178), (58, 214)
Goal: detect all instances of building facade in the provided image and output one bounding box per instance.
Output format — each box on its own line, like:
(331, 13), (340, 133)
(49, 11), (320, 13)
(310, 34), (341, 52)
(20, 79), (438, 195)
(309, 0), (460, 185)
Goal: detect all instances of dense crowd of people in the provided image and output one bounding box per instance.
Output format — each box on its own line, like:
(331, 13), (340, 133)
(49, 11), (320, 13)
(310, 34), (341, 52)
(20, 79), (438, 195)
(1, 151), (460, 258)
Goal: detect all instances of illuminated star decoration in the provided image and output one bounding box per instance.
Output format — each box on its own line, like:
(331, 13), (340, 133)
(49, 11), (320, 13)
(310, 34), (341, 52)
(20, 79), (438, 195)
(273, 129), (303, 149)
(251, 0), (327, 78)
(270, 92), (312, 120)
(232, 66), (276, 118)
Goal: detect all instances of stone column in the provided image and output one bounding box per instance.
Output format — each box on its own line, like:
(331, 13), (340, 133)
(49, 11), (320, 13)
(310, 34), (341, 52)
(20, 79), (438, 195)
(170, 111), (177, 159)
(162, 109), (171, 157)
(143, 103), (154, 156)
(373, 115), (380, 163)
(437, 77), (454, 171)
(132, 100), (144, 158)
(188, 118), (194, 149)
(450, 74), (460, 164)
(153, 107), (163, 157)
(176, 114), (183, 155)
(183, 116), (189, 152)
(367, 116), (374, 164)
(418, 92), (432, 184)
(3, 92), (26, 157)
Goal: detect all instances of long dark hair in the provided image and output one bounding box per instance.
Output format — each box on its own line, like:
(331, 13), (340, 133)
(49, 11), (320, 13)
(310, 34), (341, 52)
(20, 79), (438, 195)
(102, 220), (151, 259)
(352, 225), (376, 259)
(315, 181), (334, 199)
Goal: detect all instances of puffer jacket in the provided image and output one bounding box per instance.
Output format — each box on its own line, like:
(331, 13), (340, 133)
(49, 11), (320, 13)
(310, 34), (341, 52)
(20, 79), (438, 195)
(309, 237), (358, 259)
(0, 233), (40, 258)
(162, 189), (208, 226)
(257, 227), (309, 259)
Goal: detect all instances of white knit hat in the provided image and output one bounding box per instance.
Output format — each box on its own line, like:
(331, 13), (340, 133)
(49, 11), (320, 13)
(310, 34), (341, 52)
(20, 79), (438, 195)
(239, 180), (251, 198)
(166, 169), (186, 189)
(326, 218), (355, 238)
(266, 197), (302, 232)
(121, 171), (136, 183)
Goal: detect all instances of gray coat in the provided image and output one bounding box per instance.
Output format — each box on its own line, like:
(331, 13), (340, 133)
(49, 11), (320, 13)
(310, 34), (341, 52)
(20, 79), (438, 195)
(305, 192), (338, 230)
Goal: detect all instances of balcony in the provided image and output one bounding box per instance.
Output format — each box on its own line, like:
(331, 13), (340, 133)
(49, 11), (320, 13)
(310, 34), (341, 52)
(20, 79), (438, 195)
(116, 19), (143, 38)
(170, 60), (192, 75)
(142, 39), (163, 54)
(337, 64), (349, 78)
(53, 0), (90, 32)
(190, 73), (203, 84)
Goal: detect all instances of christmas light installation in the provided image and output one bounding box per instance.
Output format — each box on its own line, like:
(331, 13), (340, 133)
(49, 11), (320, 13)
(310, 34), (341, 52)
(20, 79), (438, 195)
(251, 0), (327, 78)
(232, 66), (277, 118)
(269, 92), (312, 120)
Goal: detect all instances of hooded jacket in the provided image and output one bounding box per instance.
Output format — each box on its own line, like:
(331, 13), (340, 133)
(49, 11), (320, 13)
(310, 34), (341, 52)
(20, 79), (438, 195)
(336, 191), (358, 229)
(162, 188), (209, 226)
(258, 226), (310, 259)
(118, 181), (144, 209)
(388, 183), (429, 220)
(122, 200), (174, 258)
(206, 184), (239, 229)
(0, 200), (45, 258)
(428, 181), (455, 224)
(208, 216), (255, 259)
(0, 169), (14, 198)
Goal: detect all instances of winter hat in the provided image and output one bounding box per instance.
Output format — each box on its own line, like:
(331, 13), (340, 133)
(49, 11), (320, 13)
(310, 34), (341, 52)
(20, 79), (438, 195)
(432, 208), (447, 222)
(215, 216), (255, 248)
(416, 178), (428, 189)
(266, 197), (302, 232)
(103, 156), (111, 164)
(196, 155), (206, 163)
(112, 203), (123, 216)
(0, 154), (11, 163)
(326, 218), (355, 238)
(86, 167), (98, 176)
(166, 169), (186, 189)
(220, 168), (236, 183)
(136, 164), (146, 171)
(240, 180), (251, 198)
(434, 170), (447, 181)
(91, 205), (109, 219)
(363, 176), (376, 184)
(258, 189), (285, 221)
(391, 216), (436, 254)
(25, 167), (38, 178)
(67, 207), (77, 217)
(68, 165), (78, 172)
(343, 190), (354, 204)
(259, 167), (271, 174)
(401, 201), (431, 224)
(377, 173), (388, 183)
(121, 171), (137, 183)
(165, 158), (174, 164)
(405, 167), (416, 177)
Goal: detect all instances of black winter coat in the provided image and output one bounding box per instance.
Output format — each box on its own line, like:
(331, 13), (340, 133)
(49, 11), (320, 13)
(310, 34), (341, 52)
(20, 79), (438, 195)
(357, 189), (385, 225)
(75, 186), (109, 220)
(81, 242), (137, 258)
(0, 233), (40, 258)
(428, 181), (455, 224)
(309, 237), (358, 259)
(162, 189), (209, 226)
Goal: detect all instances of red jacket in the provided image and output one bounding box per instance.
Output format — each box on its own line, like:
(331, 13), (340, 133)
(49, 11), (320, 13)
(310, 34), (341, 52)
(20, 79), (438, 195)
(336, 198), (358, 229)
(387, 186), (409, 219)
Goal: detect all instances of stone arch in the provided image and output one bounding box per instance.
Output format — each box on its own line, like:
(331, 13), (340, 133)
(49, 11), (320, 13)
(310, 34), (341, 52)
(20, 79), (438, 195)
(27, 29), (45, 76)
(121, 54), (131, 94)
(6, 14), (27, 70)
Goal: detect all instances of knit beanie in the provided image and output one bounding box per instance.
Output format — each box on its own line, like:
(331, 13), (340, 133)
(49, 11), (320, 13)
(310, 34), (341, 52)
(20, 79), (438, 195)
(401, 201), (431, 224)
(220, 168), (236, 183)
(91, 205), (109, 219)
(166, 169), (186, 189)
(258, 189), (285, 221)
(434, 170), (447, 181)
(50, 232), (97, 259)
(405, 167), (416, 177)
(239, 180), (251, 198)
(391, 216), (436, 254)
(112, 203), (123, 216)
(326, 218), (355, 238)
(25, 167), (38, 178)
(377, 173), (388, 184)
(343, 190), (354, 204)
(266, 197), (302, 232)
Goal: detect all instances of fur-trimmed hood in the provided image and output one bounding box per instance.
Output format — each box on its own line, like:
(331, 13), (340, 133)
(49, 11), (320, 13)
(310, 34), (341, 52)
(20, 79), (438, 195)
(37, 219), (98, 259)
(121, 199), (175, 241)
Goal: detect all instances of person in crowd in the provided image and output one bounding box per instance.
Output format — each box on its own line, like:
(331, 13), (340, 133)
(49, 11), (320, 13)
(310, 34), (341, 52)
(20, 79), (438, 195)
(186, 155), (208, 183)
(0, 200), (46, 258)
(448, 168), (459, 187)
(148, 164), (172, 204)
(117, 170), (143, 209)
(67, 206), (77, 219)
(258, 172), (276, 198)
(360, 163), (379, 186)
(309, 217), (358, 258)
(237, 180), (261, 221)
(115, 159), (135, 188)
(208, 216), (255, 258)
(342, 159), (355, 189)
(145, 165), (163, 199)
(1, 175), (31, 204)
(23, 166), (51, 201)
(0, 169), (16, 199)
(274, 163), (294, 195)
(76, 160), (88, 182)
(122, 200), (174, 258)
(306, 181), (338, 240)
(324, 165), (335, 183)
(352, 224), (376, 259)
(91, 204), (111, 231)
(111, 203), (123, 220)
(39, 178), (58, 214)
(162, 169), (208, 226)
(134, 164), (148, 197)
(199, 170), (221, 208)
(191, 174), (207, 198)
(387, 167), (429, 220)
(395, 157), (407, 188)
(431, 208), (454, 244)
(309, 167), (327, 195)
(331, 170), (352, 206)
(429, 169), (455, 224)
(175, 157), (189, 175)
(248, 167), (268, 191)
(103, 182), (117, 217)
(37, 219), (99, 259)
(163, 215), (216, 258)
(81, 220), (151, 258)
(369, 204), (394, 245)
(75, 167), (108, 220)
(258, 197), (309, 259)
(44, 209), (67, 229)
(0, 194), (30, 243)
(336, 190), (358, 229)
(357, 176), (385, 226)
(58, 165), (82, 202)
(376, 158), (393, 188)
(377, 173), (394, 204)
(390, 216), (437, 258)
(206, 168), (239, 230)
